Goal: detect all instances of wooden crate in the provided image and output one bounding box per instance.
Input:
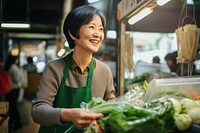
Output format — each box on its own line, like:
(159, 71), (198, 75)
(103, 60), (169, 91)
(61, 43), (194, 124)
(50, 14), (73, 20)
(0, 102), (9, 115)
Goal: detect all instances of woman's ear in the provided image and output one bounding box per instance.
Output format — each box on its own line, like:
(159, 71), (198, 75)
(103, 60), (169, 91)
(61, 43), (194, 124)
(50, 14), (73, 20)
(68, 30), (77, 40)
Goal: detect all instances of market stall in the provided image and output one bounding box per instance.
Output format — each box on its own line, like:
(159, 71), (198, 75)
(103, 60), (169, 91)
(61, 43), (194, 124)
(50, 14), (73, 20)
(111, 0), (200, 132)
(84, 76), (200, 133)
(117, 0), (158, 95)
(116, 0), (200, 95)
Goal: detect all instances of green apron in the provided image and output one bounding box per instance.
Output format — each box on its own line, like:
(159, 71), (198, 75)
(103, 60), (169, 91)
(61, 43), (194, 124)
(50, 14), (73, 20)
(39, 52), (94, 133)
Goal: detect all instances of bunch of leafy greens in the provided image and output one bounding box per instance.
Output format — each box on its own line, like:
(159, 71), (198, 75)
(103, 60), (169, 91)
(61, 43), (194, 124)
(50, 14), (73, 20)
(85, 97), (175, 133)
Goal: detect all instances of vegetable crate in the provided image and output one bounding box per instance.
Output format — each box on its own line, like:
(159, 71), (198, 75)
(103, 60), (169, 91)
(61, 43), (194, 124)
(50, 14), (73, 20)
(143, 76), (200, 133)
(143, 77), (200, 102)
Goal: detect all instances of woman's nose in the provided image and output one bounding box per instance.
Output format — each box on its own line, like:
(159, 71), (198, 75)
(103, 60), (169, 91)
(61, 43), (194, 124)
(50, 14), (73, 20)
(93, 32), (99, 37)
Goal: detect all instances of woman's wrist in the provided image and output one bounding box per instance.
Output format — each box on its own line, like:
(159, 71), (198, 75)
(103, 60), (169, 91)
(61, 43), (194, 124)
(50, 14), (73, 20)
(60, 108), (71, 123)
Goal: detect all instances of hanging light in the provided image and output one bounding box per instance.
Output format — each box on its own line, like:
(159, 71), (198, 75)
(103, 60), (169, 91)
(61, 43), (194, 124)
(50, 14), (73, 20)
(1, 23), (30, 29)
(128, 7), (153, 25)
(106, 30), (117, 39)
(58, 49), (66, 57)
(157, 0), (171, 6)
(87, 0), (101, 3)
(187, 0), (194, 5)
(0, 0), (31, 29)
(64, 41), (69, 47)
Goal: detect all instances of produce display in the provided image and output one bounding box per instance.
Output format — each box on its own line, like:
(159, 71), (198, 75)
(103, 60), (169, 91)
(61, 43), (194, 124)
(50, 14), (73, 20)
(169, 97), (200, 131)
(83, 77), (200, 133)
(125, 72), (177, 92)
(128, 72), (178, 84)
(85, 97), (175, 133)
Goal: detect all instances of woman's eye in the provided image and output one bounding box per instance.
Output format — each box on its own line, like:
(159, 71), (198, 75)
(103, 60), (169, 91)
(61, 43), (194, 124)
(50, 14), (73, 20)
(89, 26), (94, 29)
(100, 28), (104, 31)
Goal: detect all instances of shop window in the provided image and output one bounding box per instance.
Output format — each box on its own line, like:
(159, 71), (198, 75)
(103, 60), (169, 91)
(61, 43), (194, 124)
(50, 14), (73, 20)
(131, 32), (177, 64)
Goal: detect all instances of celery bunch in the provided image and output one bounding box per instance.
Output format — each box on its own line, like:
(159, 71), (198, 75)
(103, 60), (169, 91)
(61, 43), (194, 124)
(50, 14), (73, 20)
(86, 97), (175, 133)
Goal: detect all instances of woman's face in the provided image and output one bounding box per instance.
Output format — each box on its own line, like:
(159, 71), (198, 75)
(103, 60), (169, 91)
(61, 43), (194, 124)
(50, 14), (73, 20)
(73, 15), (104, 53)
(166, 59), (174, 69)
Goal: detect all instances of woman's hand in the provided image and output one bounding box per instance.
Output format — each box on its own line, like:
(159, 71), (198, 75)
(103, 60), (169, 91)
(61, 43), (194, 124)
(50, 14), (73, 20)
(60, 108), (103, 129)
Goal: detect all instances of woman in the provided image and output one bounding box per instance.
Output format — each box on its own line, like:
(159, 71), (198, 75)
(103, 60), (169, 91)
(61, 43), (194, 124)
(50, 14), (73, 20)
(4, 54), (22, 131)
(31, 5), (116, 133)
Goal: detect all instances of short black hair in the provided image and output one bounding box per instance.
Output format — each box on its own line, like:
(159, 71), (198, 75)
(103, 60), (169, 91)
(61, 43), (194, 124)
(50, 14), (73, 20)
(63, 5), (106, 49)
(165, 51), (177, 64)
(153, 56), (160, 63)
(27, 56), (33, 63)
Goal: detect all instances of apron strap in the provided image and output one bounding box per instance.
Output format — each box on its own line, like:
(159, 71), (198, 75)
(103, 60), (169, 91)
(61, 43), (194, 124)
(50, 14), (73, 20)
(87, 57), (94, 92)
(61, 52), (72, 87)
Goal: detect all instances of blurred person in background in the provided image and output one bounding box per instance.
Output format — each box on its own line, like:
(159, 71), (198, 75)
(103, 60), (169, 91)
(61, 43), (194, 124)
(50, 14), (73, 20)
(4, 53), (22, 131)
(23, 56), (37, 73)
(0, 61), (12, 101)
(152, 56), (160, 64)
(164, 51), (189, 76)
(165, 51), (182, 76)
(31, 5), (116, 133)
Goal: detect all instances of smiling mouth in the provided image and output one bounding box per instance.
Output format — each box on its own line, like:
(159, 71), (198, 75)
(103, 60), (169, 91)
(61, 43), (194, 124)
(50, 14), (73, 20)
(89, 39), (99, 44)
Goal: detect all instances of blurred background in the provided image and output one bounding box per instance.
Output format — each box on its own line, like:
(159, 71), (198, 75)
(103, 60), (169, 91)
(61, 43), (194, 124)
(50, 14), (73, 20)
(1, 0), (200, 77)
(0, 0), (200, 133)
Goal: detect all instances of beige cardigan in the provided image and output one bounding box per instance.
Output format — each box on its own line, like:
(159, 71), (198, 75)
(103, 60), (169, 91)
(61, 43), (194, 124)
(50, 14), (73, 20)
(31, 55), (116, 126)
